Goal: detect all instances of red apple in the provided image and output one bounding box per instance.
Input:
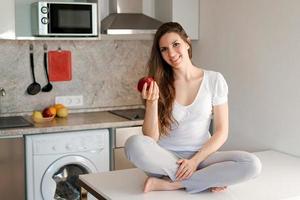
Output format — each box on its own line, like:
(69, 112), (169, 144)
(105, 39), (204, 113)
(42, 107), (55, 118)
(137, 76), (154, 92)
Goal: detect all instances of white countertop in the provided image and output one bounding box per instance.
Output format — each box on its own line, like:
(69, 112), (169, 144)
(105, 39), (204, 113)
(0, 111), (143, 138)
(79, 150), (300, 200)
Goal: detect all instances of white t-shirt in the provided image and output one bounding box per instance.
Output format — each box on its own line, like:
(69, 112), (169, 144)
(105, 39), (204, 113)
(158, 70), (228, 151)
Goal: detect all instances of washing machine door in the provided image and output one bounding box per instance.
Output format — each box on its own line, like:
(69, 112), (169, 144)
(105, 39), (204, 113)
(41, 155), (97, 200)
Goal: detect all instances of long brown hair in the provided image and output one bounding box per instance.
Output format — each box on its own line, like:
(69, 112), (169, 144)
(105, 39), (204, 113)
(147, 22), (192, 136)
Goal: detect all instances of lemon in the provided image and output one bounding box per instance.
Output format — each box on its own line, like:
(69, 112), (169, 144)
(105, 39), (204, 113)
(56, 107), (68, 118)
(32, 111), (43, 123)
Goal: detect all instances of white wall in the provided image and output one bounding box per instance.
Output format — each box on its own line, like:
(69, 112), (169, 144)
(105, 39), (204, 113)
(192, 0), (300, 156)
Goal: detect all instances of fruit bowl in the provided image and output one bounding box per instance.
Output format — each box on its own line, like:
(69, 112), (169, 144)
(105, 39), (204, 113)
(32, 115), (55, 123)
(31, 104), (68, 123)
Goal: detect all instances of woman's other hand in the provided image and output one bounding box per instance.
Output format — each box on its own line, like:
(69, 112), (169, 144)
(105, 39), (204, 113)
(142, 81), (159, 102)
(175, 159), (197, 180)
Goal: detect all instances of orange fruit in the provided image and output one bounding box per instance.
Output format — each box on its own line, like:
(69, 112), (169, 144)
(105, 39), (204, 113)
(48, 106), (57, 116)
(54, 104), (65, 110)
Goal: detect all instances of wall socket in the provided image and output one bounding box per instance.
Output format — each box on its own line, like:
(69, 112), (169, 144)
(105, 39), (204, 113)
(55, 95), (83, 107)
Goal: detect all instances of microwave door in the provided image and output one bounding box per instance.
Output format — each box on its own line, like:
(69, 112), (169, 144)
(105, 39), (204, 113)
(49, 4), (93, 35)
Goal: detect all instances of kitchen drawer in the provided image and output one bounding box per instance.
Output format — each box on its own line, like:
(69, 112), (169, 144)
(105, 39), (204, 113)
(115, 126), (142, 148)
(114, 147), (135, 170)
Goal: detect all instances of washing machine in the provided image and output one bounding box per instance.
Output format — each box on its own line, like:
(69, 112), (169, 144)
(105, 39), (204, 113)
(25, 129), (110, 200)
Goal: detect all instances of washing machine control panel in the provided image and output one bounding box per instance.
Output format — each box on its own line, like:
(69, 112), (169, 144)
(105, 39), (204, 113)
(31, 130), (107, 155)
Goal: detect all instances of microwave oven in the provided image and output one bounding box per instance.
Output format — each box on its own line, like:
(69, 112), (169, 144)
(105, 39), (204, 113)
(31, 2), (98, 37)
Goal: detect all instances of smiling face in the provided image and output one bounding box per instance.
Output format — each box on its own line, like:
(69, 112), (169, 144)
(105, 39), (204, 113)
(159, 32), (191, 69)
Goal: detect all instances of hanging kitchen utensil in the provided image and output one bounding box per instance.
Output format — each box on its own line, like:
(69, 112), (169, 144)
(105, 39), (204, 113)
(48, 48), (72, 81)
(27, 44), (41, 95)
(42, 44), (53, 92)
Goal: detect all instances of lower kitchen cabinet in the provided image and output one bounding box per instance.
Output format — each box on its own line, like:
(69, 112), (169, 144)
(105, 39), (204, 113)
(114, 147), (136, 170)
(0, 137), (25, 200)
(112, 126), (142, 170)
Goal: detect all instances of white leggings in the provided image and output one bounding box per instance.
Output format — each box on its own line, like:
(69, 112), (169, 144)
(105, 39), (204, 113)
(124, 135), (262, 193)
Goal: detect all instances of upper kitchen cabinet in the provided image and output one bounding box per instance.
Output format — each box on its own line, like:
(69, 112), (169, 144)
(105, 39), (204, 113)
(155, 0), (199, 40)
(0, 0), (16, 39)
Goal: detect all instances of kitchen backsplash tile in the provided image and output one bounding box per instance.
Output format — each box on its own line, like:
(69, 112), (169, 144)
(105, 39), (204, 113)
(0, 40), (151, 115)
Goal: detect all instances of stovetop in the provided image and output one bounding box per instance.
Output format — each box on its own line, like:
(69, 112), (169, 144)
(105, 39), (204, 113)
(0, 116), (33, 129)
(109, 108), (145, 121)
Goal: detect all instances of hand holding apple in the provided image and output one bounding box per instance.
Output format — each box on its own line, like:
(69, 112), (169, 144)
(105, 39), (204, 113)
(137, 76), (154, 93)
(137, 76), (159, 102)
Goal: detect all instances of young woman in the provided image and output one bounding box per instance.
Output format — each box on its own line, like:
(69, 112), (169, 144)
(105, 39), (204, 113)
(125, 22), (261, 193)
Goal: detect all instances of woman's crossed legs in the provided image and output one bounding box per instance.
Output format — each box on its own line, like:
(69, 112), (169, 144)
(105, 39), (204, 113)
(125, 135), (261, 193)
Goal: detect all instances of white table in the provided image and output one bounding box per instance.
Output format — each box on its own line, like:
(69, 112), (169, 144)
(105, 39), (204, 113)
(79, 151), (300, 200)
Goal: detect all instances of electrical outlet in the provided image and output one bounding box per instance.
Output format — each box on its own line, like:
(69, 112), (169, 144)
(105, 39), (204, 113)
(55, 95), (83, 107)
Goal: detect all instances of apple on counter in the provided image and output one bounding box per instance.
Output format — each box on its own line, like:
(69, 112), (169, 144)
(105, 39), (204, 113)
(42, 106), (56, 118)
(32, 110), (54, 123)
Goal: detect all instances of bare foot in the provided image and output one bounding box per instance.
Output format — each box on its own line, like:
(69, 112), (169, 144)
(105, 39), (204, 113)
(209, 186), (227, 193)
(143, 177), (183, 193)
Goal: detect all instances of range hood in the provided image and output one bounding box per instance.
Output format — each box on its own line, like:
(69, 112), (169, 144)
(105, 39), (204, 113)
(101, 0), (162, 35)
